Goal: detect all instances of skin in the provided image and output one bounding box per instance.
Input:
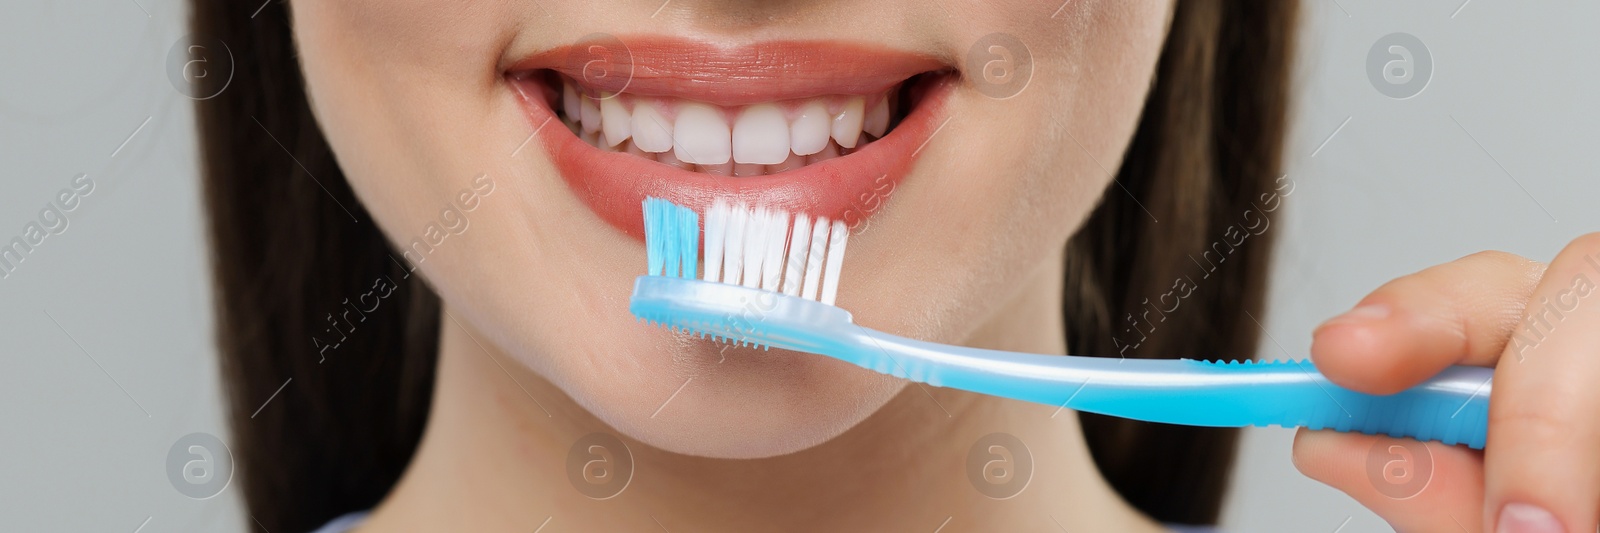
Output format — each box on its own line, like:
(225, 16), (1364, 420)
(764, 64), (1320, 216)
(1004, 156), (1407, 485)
(1297, 240), (1600, 533)
(288, 0), (1600, 531)
(289, 0), (1175, 530)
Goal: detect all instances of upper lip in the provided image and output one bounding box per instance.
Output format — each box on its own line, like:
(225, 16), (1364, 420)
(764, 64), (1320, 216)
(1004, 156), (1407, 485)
(504, 36), (948, 105)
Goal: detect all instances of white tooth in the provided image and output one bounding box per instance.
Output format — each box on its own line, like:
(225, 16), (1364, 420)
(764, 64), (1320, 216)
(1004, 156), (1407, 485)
(790, 101), (831, 156)
(673, 103), (730, 165)
(599, 93), (631, 147)
(806, 141), (840, 165)
(769, 152), (805, 173)
(656, 149), (694, 170)
(831, 97), (865, 149)
(733, 163), (765, 177)
(562, 81), (581, 122)
(732, 104), (790, 165)
(630, 100), (673, 153)
(843, 133), (867, 155)
(579, 95), (601, 134)
(864, 97), (889, 138)
(624, 140), (648, 157)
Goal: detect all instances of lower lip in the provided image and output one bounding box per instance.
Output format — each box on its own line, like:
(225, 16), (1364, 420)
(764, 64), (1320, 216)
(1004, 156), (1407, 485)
(509, 76), (953, 239)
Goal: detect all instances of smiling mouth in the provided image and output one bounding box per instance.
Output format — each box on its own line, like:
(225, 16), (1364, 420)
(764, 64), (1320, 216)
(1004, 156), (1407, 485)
(544, 72), (929, 177)
(507, 37), (956, 238)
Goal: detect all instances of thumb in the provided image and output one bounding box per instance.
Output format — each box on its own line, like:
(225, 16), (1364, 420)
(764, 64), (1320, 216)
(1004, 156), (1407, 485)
(1293, 429), (1485, 532)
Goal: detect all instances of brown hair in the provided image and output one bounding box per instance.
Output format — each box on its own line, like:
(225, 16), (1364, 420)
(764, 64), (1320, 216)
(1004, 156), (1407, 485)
(1066, 2), (1298, 524)
(193, 1), (1295, 530)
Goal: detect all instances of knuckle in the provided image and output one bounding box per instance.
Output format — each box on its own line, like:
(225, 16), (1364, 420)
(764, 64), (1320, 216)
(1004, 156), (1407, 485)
(1439, 250), (1540, 290)
(1489, 404), (1577, 449)
(1459, 249), (1529, 268)
(1367, 268), (1452, 309)
(1555, 232), (1600, 264)
(1568, 231), (1600, 252)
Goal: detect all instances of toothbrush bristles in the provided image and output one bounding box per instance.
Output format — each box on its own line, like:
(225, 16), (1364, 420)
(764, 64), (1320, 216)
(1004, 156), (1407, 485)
(641, 198), (698, 278)
(642, 196), (850, 306)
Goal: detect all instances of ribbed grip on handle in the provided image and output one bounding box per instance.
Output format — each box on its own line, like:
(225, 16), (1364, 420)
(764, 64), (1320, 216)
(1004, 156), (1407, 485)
(1189, 359), (1492, 449)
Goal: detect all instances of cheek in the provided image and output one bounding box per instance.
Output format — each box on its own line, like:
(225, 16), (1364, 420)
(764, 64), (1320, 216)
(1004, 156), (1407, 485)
(835, 0), (1171, 343)
(291, 0), (508, 182)
(287, 1), (918, 459)
(288, 0), (537, 284)
(1015, 0), (1173, 230)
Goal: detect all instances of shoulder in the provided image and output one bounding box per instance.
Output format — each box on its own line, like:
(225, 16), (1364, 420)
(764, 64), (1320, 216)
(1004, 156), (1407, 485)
(308, 511), (369, 533)
(1165, 525), (1223, 533)
(309, 512), (1213, 533)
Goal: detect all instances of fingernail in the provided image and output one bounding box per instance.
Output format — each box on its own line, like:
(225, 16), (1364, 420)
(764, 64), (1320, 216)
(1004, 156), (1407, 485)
(1497, 502), (1564, 533)
(1318, 304), (1391, 330)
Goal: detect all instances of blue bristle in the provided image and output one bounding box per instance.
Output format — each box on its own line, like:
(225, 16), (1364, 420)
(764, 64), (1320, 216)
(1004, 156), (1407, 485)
(681, 205), (698, 278)
(642, 197), (699, 278)
(664, 201), (681, 277)
(643, 198), (665, 276)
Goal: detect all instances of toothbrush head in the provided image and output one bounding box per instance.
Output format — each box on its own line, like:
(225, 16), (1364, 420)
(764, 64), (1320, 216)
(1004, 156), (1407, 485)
(641, 196), (851, 305)
(634, 197), (857, 351)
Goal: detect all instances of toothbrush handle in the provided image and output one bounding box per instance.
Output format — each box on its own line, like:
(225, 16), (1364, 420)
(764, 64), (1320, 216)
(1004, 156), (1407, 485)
(628, 276), (1492, 447)
(1161, 359), (1494, 449)
(850, 329), (1494, 449)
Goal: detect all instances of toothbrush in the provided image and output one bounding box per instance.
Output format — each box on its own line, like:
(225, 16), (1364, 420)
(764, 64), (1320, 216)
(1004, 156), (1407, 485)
(629, 197), (1494, 449)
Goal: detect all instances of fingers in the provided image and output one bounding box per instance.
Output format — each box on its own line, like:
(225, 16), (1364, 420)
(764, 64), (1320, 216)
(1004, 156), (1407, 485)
(1293, 429), (1484, 532)
(1485, 233), (1600, 533)
(1312, 250), (1545, 394)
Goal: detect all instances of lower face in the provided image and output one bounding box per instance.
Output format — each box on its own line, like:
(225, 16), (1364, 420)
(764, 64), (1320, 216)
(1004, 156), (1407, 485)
(290, 0), (1173, 458)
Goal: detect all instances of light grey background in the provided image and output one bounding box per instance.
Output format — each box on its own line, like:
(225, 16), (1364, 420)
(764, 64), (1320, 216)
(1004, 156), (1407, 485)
(1, 1), (1593, 531)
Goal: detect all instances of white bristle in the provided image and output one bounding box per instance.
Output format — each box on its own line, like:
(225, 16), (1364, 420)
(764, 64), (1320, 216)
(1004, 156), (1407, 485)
(722, 203), (747, 285)
(693, 201), (851, 306)
(741, 206), (767, 288)
(703, 197), (728, 282)
(820, 220), (849, 306)
(761, 209), (788, 291)
(801, 216), (830, 301)
(781, 213), (812, 296)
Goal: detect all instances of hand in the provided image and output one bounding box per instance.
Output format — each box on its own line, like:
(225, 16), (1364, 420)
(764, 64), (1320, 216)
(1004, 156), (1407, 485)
(1293, 234), (1600, 533)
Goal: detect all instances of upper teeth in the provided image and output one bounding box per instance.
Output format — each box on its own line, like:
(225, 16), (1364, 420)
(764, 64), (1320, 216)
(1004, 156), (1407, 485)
(561, 77), (895, 169)
(732, 104), (789, 165)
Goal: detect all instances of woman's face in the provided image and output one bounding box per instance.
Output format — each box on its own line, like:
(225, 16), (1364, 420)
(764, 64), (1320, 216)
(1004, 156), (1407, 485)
(290, 0), (1172, 458)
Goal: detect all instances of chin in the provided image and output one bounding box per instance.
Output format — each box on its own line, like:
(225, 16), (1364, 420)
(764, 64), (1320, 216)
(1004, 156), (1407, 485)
(548, 334), (906, 458)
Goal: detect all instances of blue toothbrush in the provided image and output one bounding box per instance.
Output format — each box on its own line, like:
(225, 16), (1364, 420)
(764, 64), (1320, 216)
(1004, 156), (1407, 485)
(629, 197), (1494, 449)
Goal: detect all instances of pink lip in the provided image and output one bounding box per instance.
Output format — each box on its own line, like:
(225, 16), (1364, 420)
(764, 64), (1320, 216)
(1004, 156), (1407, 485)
(506, 36), (955, 239)
(507, 36), (948, 106)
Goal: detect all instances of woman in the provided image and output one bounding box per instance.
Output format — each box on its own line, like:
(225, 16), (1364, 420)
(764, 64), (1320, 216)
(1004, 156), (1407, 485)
(192, 1), (1590, 531)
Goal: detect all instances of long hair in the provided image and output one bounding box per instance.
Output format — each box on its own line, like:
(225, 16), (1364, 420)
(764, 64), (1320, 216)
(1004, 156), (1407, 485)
(1066, 3), (1297, 524)
(192, 2), (1296, 530)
